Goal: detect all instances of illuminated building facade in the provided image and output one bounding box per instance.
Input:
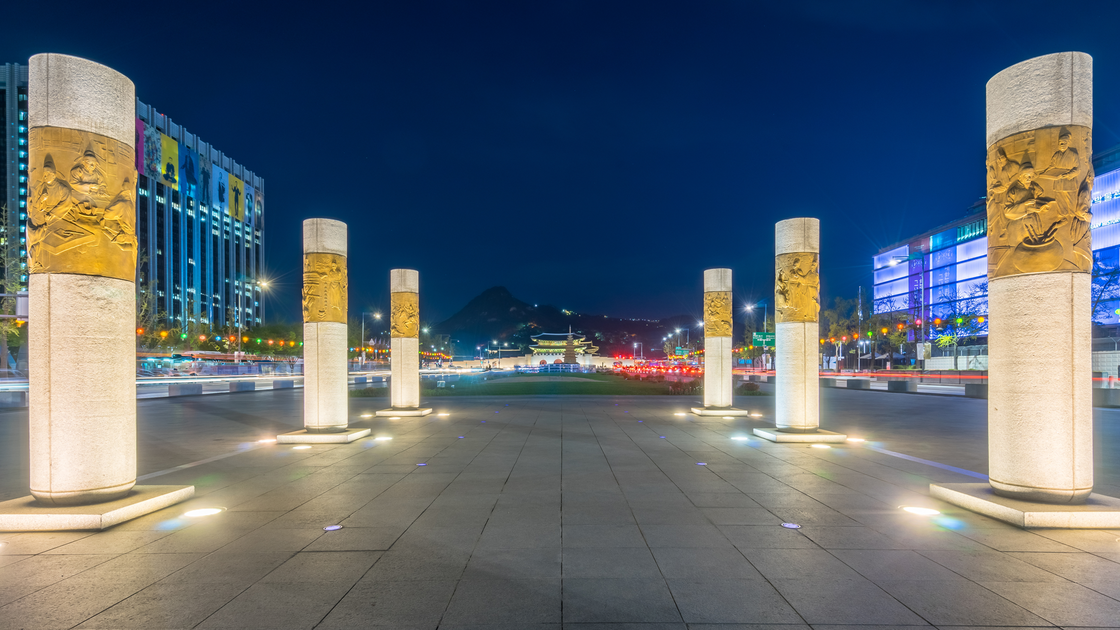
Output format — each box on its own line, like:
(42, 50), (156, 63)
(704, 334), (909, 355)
(1, 63), (29, 290)
(136, 99), (265, 328)
(873, 144), (1120, 360)
(530, 331), (599, 365)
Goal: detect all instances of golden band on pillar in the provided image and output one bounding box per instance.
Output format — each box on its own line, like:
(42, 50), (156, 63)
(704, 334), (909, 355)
(390, 292), (419, 338)
(775, 252), (820, 323)
(987, 125), (1093, 279)
(704, 291), (732, 337)
(27, 127), (138, 282)
(302, 252), (347, 324)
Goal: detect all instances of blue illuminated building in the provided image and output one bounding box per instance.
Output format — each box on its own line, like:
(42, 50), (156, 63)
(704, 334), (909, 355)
(873, 144), (1120, 366)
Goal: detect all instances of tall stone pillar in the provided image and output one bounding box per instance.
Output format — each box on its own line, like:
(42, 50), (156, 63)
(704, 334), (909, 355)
(931, 53), (1120, 527)
(378, 269), (431, 416)
(0, 54), (192, 530)
(279, 219), (369, 443)
(691, 269), (747, 416)
(755, 218), (844, 443)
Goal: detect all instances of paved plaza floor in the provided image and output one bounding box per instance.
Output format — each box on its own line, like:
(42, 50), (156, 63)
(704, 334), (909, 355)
(1, 388), (1120, 628)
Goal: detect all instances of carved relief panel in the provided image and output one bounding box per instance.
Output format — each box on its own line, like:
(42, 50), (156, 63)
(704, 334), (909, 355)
(391, 292), (419, 338)
(704, 291), (733, 337)
(303, 253), (348, 323)
(987, 125), (1092, 278)
(27, 128), (138, 281)
(775, 253), (820, 323)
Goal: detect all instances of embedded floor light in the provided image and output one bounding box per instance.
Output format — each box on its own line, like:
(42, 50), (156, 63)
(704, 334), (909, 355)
(437, 413), (450, 417)
(374, 437), (393, 441)
(258, 438), (276, 443)
(811, 444), (831, 449)
(389, 417), (401, 420)
(360, 414), (373, 418)
(417, 463), (427, 466)
(731, 436), (750, 441)
(674, 413), (686, 416)
(749, 413), (763, 418)
(846, 437), (866, 443)
(184, 508), (224, 518)
(697, 462), (707, 466)
(292, 445), (312, 450)
(722, 416), (734, 420)
(323, 525), (343, 531)
(781, 523), (801, 529)
(902, 506), (940, 516)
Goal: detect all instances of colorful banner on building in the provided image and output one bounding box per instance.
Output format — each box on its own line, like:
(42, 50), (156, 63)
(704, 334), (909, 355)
(228, 173), (244, 221)
(212, 165), (229, 215)
(143, 124), (161, 181)
(244, 184), (255, 225)
(256, 190), (264, 225)
(135, 119), (146, 173)
(180, 147), (200, 199)
(159, 133), (179, 190)
(199, 151), (212, 207)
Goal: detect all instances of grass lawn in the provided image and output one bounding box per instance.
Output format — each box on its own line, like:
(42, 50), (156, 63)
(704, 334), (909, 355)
(351, 372), (683, 396)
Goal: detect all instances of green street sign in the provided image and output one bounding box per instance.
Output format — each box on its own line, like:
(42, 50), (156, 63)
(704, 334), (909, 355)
(752, 332), (775, 346)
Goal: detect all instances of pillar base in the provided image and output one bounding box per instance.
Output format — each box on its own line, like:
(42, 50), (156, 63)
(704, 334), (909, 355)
(930, 483), (1120, 529)
(690, 407), (752, 417)
(376, 407), (432, 417)
(0, 485), (194, 532)
(753, 427), (847, 443)
(277, 427), (371, 443)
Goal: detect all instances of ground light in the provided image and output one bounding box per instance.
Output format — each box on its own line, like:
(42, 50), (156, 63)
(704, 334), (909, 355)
(258, 438), (276, 443)
(374, 437), (392, 441)
(389, 417), (401, 420)
(722, 416), (734, 420)
(781, 523), (801, 529)
(292, 446), (311, 450)
(674, 413), (686, 416)
(437, 413), (450, 417)
(847, 437), (866, 443)
(731, 436), (749, 441)
(184, 508), (224, 518)
(811, 444), (831, 449)
(323, 525), (343, 531)
(749, 413), (763, 418)
(902, 506), (940, 516)
(360, 413), (372, 418)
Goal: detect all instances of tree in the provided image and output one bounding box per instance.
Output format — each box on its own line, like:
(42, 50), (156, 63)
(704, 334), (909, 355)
(0, 205), (23, 374)
(930, 282), (988, 370)
(1092, 251), (1120, 324)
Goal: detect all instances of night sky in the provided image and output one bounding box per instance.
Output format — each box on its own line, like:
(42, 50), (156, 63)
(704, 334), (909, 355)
(8, 1), (1120, 325)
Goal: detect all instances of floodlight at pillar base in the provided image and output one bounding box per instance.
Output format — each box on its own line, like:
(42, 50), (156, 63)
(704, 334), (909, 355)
(930, 483), (1120, 529)
(376, 408), (432, 417)
(277, 427), (371, 443)
(0, 485), (195, 532)
(752, 427), (847, 443)
(690, 407), (752, 416)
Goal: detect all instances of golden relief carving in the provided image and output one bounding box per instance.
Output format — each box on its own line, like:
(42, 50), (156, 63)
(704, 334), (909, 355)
(302, 253), (347, 323)
(391, 292), (419, 338)
(27, 128), (138, 281)
(987, 125), (1092, 278)
(704, 291), (733, 337)
(775, 252), (820, 323)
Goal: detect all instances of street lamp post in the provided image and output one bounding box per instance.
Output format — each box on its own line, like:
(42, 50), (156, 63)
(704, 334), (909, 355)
(360, 312), (382, 369)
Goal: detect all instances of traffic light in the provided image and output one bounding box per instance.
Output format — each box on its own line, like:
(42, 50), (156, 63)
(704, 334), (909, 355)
(934, 318), (941, 327)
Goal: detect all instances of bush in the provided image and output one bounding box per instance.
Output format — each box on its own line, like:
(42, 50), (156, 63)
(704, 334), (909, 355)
(651, 373), (666, 383)
(420, 379), (437, 390)
(738, 382), (760, 392)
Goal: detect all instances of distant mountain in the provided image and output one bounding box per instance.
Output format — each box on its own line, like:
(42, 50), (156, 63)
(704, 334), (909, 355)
(432, 286), (716, 358)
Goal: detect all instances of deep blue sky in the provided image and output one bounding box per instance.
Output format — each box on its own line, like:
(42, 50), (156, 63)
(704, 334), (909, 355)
(9, 1), (1120, 325)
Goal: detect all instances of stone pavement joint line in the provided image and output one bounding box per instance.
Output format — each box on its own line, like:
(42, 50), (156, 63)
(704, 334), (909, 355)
(1, 393), (1119, 628)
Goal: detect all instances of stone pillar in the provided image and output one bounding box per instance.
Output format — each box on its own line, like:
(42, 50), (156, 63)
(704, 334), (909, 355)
(754, 219), (844, 443)
(985, 52), (1094, 503)
(303, 219), (348, 430)
(278, 219), (369, 443)
(703, 269), (733, 408)
(380, 269), (429, 415)
(27, 54), (139, 505)
(775, 218), (821, 431)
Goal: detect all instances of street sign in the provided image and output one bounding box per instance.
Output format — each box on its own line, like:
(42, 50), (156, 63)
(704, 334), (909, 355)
(752, 332), (775, 346)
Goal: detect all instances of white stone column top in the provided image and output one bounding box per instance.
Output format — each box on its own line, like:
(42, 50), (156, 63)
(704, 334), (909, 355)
(391, 269), (419, 293)
(704, 268), (732, 292)
(303, 219), (347, 256)
(986, 51), (1091, 148)
(775, 218), (820, 255)
(28, 54), (134, 144)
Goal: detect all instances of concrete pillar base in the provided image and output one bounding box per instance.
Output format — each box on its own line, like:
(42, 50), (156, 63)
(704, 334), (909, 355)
(930, 483), (1120, 529)
(690, 407), (751, 416)
(277, 427), (371, 444)
(376, 407), (432, 417)
(753, 427), (847, 443)
(0, 485), (194, 532)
